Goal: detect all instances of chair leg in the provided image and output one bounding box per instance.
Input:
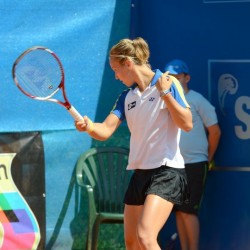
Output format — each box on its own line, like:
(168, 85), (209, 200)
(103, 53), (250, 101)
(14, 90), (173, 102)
(87, 226), (93, 250)
(92, 220), (100, 250)
(88, 213), (99, 250)
(85, 235), (89, 250)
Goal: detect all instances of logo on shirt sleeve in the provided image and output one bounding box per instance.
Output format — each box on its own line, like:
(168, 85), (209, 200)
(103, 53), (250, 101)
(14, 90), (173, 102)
(128, 101), (136, 110)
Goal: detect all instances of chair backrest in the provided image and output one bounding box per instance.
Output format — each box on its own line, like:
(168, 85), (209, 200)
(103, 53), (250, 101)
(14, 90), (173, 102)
(76, 147), (131, 214)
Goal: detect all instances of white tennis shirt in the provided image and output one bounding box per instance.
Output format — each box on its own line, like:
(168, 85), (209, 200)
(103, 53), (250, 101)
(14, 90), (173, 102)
(111, 69), (190, 170)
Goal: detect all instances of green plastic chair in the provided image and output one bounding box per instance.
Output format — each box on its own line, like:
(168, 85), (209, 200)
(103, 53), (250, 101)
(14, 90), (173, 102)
(76, 147), (132, 250)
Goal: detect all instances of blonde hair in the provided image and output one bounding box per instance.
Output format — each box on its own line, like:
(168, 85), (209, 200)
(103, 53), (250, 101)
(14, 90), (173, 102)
(109, 37), (151, 68)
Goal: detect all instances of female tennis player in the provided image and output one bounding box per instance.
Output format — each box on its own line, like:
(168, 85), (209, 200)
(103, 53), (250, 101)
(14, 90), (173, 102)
(75, 37), (193, 250)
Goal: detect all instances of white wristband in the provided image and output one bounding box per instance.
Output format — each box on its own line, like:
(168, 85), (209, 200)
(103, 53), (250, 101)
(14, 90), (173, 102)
(160, 89), (171, 97)
(86, 119), (94, 133)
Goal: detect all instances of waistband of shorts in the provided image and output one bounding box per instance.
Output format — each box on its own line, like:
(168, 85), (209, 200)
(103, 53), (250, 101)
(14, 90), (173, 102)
(134, 165), (167, 173)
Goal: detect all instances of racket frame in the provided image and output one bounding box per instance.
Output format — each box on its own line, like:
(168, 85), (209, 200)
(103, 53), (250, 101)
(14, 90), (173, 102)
(12, 46), (83, 121)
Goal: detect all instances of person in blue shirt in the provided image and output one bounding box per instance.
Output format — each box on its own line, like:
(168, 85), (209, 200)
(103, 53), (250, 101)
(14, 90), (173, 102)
(165, 59), (221, 250)
(75, 37), (193, 250)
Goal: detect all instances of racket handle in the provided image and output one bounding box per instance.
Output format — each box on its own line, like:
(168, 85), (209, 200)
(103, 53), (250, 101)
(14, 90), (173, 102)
(68, 106), (84, 121)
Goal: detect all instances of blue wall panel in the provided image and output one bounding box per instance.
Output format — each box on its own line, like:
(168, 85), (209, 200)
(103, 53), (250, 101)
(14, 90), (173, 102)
(131, 0), (250, 249)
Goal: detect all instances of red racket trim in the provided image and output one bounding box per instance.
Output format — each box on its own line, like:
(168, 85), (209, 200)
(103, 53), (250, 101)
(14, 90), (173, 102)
(12, 46), (84, 122)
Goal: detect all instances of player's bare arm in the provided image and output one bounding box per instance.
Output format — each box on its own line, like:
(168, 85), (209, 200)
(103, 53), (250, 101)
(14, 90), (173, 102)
(75, 113), (121, 141)
(156, 72), (193, 132)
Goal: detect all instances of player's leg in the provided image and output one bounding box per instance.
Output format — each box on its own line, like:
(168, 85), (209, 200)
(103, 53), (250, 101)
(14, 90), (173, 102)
(137, 194), (173, 250)
(124, 204), (143, 250)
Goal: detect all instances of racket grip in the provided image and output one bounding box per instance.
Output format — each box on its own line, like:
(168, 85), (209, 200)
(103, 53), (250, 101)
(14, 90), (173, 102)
(68, 106), (84, 121)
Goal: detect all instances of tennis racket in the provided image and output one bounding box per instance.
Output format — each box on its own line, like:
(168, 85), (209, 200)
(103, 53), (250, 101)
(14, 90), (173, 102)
(12, 46), (83, 121)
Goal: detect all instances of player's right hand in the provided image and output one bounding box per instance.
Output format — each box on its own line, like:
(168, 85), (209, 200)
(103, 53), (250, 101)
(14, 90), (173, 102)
(75, 116), (94, 133)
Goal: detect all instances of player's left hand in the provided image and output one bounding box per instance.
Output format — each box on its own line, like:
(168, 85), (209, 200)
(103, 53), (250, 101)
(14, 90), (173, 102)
(156, 71), (173, 92)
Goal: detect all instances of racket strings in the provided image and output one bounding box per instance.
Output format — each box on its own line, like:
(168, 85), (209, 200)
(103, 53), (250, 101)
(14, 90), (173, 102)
(14, 49), (63, 98)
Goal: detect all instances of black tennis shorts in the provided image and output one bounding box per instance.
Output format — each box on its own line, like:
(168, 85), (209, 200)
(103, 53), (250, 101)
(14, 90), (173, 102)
(174, 161), (208, 215)
(124, 165), (189, 206)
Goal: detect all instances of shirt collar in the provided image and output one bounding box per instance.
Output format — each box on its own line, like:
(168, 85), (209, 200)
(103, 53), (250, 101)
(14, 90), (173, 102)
(132, 69), (163, 94)
(150, 69), (163, 87)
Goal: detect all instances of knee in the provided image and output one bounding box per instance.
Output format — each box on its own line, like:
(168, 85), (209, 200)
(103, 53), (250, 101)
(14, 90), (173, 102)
(125, 233), (140, 249)
(125, 226), (155, 249)
(137, 225), (156, 249)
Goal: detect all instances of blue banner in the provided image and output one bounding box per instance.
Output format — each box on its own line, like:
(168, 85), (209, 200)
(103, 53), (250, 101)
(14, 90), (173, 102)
(0, 1), (117, 132)
(209, 60), (250, 166)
